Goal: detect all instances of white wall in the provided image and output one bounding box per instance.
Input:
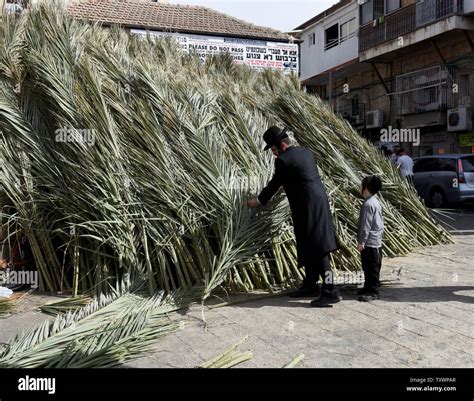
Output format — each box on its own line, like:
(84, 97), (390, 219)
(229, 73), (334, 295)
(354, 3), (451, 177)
(300, 0), (359, 82)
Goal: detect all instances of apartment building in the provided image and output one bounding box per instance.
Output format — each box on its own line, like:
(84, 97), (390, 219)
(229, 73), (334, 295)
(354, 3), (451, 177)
(298, 0), (474, 156)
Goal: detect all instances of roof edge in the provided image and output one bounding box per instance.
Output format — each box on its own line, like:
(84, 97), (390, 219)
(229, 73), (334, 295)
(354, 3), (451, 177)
(295, 0), (353, 31)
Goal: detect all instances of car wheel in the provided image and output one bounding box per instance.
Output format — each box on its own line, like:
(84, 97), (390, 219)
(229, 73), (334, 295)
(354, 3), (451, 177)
(430, 189), (446, 208)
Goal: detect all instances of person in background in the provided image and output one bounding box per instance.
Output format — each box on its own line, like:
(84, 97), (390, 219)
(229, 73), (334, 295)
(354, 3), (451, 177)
(357, 176), (384, 302)
(390, 145), (401, 163)
(396, 148), (414, 182)
(247, 126), (342, 307)
(380, 145), (392, 159)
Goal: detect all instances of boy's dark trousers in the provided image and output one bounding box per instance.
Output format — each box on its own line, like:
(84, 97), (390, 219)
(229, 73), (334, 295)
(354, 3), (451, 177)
(361, 246), (382, 294)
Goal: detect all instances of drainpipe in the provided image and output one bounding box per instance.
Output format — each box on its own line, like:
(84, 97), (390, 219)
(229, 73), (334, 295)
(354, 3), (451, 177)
(328, 70), (333, 109)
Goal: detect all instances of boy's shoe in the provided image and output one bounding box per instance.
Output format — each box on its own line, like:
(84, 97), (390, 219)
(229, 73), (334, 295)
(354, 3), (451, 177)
(358, 293), (380, 302)
(289, 285), (320, 298)
(310, 288), (342, 307)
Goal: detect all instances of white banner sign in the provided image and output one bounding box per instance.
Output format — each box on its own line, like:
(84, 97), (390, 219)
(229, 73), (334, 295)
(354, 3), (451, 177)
(131, 29), (298, 75)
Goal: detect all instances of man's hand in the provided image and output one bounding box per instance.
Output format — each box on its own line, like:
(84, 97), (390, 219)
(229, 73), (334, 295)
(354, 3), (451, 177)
(357, 243), (365, 252)
(247, 198), (259, 208)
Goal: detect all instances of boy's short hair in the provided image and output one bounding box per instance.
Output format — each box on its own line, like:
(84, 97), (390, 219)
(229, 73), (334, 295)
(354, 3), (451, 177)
(362, 175), (382, 195)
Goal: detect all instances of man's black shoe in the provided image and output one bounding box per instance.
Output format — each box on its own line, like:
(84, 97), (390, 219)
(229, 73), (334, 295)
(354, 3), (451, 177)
(289, 285), (320, 298)
(310, 288), (342, 307)
(358, 293), (380, 302)
(356, 288), (367, 295)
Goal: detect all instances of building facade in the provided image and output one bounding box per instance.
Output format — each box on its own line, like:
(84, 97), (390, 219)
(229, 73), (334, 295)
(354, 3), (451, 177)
(67, 0), (298, 75)
(2, 0), (298, 74)
(298, 0), (474, 156)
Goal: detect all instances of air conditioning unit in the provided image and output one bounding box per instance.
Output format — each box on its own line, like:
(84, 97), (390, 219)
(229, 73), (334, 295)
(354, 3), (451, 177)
(448, 107), (473, 132)
(366, 110), (384, 129)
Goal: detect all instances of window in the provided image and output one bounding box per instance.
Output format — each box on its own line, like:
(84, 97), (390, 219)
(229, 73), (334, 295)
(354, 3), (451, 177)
(373, 0), (384, 19)
(351, 97), (360, 116)
(315, 85), (327, 99)
(308, 32), (316, 47)
(340, 18), (356, 41)
(324, 24), (339, 50)
(386, 0), (401, 13)
(413, 158), (436, 173)
(459, 74), (470, 97)
(436, 159), (457, 172)
(461, 156), (474, 173)
(360, 0), (373, 25)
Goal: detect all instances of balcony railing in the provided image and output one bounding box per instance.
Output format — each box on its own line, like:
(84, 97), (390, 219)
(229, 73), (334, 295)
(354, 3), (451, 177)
(395, 65), (455, 115)
(324, 31), (357, 51)
(359, 0), (464, 52)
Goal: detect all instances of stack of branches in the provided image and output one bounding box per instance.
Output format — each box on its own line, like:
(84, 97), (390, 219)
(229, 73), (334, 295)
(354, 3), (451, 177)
(0, 297), (14, 318)
(0, 5), (451, 301)
(0, 284), (198, 368)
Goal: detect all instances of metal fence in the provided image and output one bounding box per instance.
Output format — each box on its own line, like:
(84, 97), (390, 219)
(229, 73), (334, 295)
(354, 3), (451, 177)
(395, 65), (455, 115)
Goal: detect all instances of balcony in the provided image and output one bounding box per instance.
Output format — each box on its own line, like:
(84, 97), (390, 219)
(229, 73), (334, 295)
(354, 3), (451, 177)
(324, 31), (357, 51)
(395, 65), (455, 115)
(359, 0), (465, 52)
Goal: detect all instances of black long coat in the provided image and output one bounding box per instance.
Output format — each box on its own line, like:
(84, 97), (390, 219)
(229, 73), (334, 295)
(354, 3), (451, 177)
(258, 146), (338, 267)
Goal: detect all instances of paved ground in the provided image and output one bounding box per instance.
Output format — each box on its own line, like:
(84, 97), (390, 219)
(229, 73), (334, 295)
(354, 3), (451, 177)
(124, 233), (474, 368)
(432, 207), (474, 235)
(0, 292), (56, 345)
(1, 212), (473, 368)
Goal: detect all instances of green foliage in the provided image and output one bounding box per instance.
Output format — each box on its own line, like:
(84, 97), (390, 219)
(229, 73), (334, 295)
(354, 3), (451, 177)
(0, 4), (451, 301)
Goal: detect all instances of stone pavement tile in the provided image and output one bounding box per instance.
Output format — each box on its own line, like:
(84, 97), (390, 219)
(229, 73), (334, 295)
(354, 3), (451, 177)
(410, 262), (474, 283)
(360, 317), (473, 368)
(332, 299), (470, 367)
(383, 282), (474, 311)
(0, 310), (52, 344)
(378, 296), (474, 339)
(342, 302), (474, 359)
(380, 281), (474, 308)
(248, 300), (419, 368)
(319, 308), (420, 367)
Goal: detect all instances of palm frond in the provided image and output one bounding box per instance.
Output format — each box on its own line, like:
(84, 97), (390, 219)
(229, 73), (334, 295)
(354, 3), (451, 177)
(0, 3), (451, 301)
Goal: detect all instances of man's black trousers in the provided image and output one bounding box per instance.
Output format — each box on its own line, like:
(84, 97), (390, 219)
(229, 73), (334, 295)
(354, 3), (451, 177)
(302, 255), (334, 291)
(361, 246), (382, 294)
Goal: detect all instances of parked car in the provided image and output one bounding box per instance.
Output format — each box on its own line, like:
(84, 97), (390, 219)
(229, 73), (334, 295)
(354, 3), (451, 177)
(412, 154), (474, 208)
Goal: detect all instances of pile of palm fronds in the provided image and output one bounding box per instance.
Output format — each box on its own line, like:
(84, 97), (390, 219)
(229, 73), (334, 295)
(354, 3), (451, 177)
(39, 295), (92, 316)
(0, 4), (451, 299)
(0, 297), (14, 318)
(0, 285), (196, 368)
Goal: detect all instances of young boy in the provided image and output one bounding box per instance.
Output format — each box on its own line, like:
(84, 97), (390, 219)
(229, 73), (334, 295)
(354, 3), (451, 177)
(357, 175), (384, 302)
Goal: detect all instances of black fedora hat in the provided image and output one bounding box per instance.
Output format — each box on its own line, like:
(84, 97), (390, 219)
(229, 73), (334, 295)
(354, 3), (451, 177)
(263, 126), (288, 151)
